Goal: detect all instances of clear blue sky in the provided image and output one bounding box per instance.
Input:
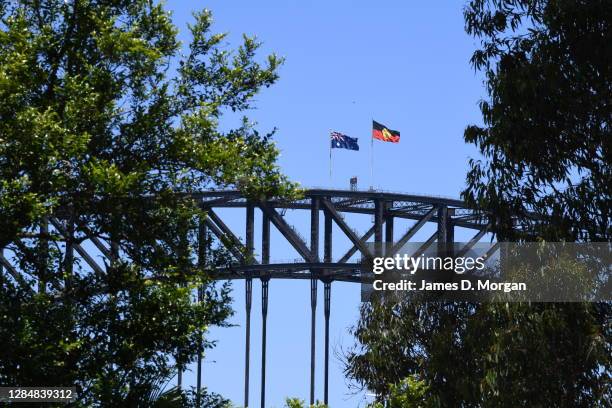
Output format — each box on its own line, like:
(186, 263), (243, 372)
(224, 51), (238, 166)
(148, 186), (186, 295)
(165, 1), (486, 407)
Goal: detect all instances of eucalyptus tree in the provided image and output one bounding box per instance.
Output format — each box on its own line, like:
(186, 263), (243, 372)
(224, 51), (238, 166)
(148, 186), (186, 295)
(346, 1), (611, 406)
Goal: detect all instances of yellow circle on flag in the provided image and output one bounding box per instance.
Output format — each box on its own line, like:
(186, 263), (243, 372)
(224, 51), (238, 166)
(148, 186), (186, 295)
(382, 128), (392, 140)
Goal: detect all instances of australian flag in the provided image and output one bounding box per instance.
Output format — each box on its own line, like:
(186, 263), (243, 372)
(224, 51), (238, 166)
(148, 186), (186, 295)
(330, 131), (359, 151)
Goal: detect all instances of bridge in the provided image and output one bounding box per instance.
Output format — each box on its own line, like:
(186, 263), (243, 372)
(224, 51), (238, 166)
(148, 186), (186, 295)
(0, 188), (494, 407)
(194, 189), (492, 407)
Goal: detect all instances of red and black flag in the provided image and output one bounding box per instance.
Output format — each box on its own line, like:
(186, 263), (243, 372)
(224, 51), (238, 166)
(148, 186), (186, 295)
(372, 120), (400, 143)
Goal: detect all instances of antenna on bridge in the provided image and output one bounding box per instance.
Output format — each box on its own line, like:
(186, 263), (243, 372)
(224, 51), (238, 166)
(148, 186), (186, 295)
(350, 176), (358, 191)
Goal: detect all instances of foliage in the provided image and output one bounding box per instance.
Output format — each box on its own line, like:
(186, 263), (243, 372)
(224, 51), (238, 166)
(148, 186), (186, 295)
(350, 1), (612, 406)
(367, 376), (433, 408)
(124, 383), (233, 408)
(348, 1), (612, 406)
(183, 386), (234, 408)
(462, 0), (611, 241)
(0, 0), (297, 406)
(346, 292), (610, 407)
(284, 397), (328, 408)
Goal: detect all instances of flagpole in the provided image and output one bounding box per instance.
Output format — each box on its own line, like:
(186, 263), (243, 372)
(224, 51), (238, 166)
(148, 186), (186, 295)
(329, 130), (332, 186)
(370, 119), (374, 189)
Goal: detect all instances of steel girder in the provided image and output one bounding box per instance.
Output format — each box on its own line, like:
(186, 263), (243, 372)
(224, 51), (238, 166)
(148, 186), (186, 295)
(200, 189), (491, 284)
(0, 189), (493, 286)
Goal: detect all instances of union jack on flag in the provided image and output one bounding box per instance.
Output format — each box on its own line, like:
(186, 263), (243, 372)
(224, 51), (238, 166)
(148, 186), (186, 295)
(330, 131), (359, 151)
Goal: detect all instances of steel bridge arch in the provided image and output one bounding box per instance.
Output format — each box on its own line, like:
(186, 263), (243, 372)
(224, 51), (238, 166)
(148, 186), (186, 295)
(195, 188), (492, 407)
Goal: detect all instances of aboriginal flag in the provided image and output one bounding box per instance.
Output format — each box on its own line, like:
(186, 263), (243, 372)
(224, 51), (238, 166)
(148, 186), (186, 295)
(372, 120), (400, 143)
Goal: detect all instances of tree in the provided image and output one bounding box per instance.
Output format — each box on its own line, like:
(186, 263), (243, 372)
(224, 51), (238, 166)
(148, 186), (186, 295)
(0, 1), (296, 405)
(462, 0), (611, 241)
(346, 0), (611, 405)
(346, 293), (610, 407)
(366, 376), (433, 408)
(284, 397), (328, 408)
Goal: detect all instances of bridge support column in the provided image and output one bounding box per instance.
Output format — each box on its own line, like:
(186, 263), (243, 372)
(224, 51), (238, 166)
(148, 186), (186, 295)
(196, 219), (208, 406)
(447, 208), (455, 256)
(309, 198), (319, 405)
(244, 278), (252, 407)
(38, 218), (48, 293)
(437, 206), (455, 256)
(310, 279), (317, 405)
(324, 208), (332, 263)
(385, 204), (394, 255)
(176, 226), (191, 390)
(323, 281), (331, 405)
(196, 283), (203, 404)
(65, 218), (74, 289)
(261, 212), (270, 408)
(177, 365), (182, 389)
(244, 204), (254, 407)
(110, 238), (119, 264)
(260, 278), (269, 408)
(374, 200), (384, 256)
(323, 207), (333, 403)
(437, 206), (447, 256)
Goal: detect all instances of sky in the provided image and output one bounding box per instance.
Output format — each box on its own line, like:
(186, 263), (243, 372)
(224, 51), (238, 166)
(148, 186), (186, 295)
(164, 1), (487, 407)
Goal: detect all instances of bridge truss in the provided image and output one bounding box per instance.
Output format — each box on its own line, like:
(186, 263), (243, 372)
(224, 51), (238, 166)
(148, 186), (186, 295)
(196, 189), (492, 407)
(0, 188), (494, 407)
